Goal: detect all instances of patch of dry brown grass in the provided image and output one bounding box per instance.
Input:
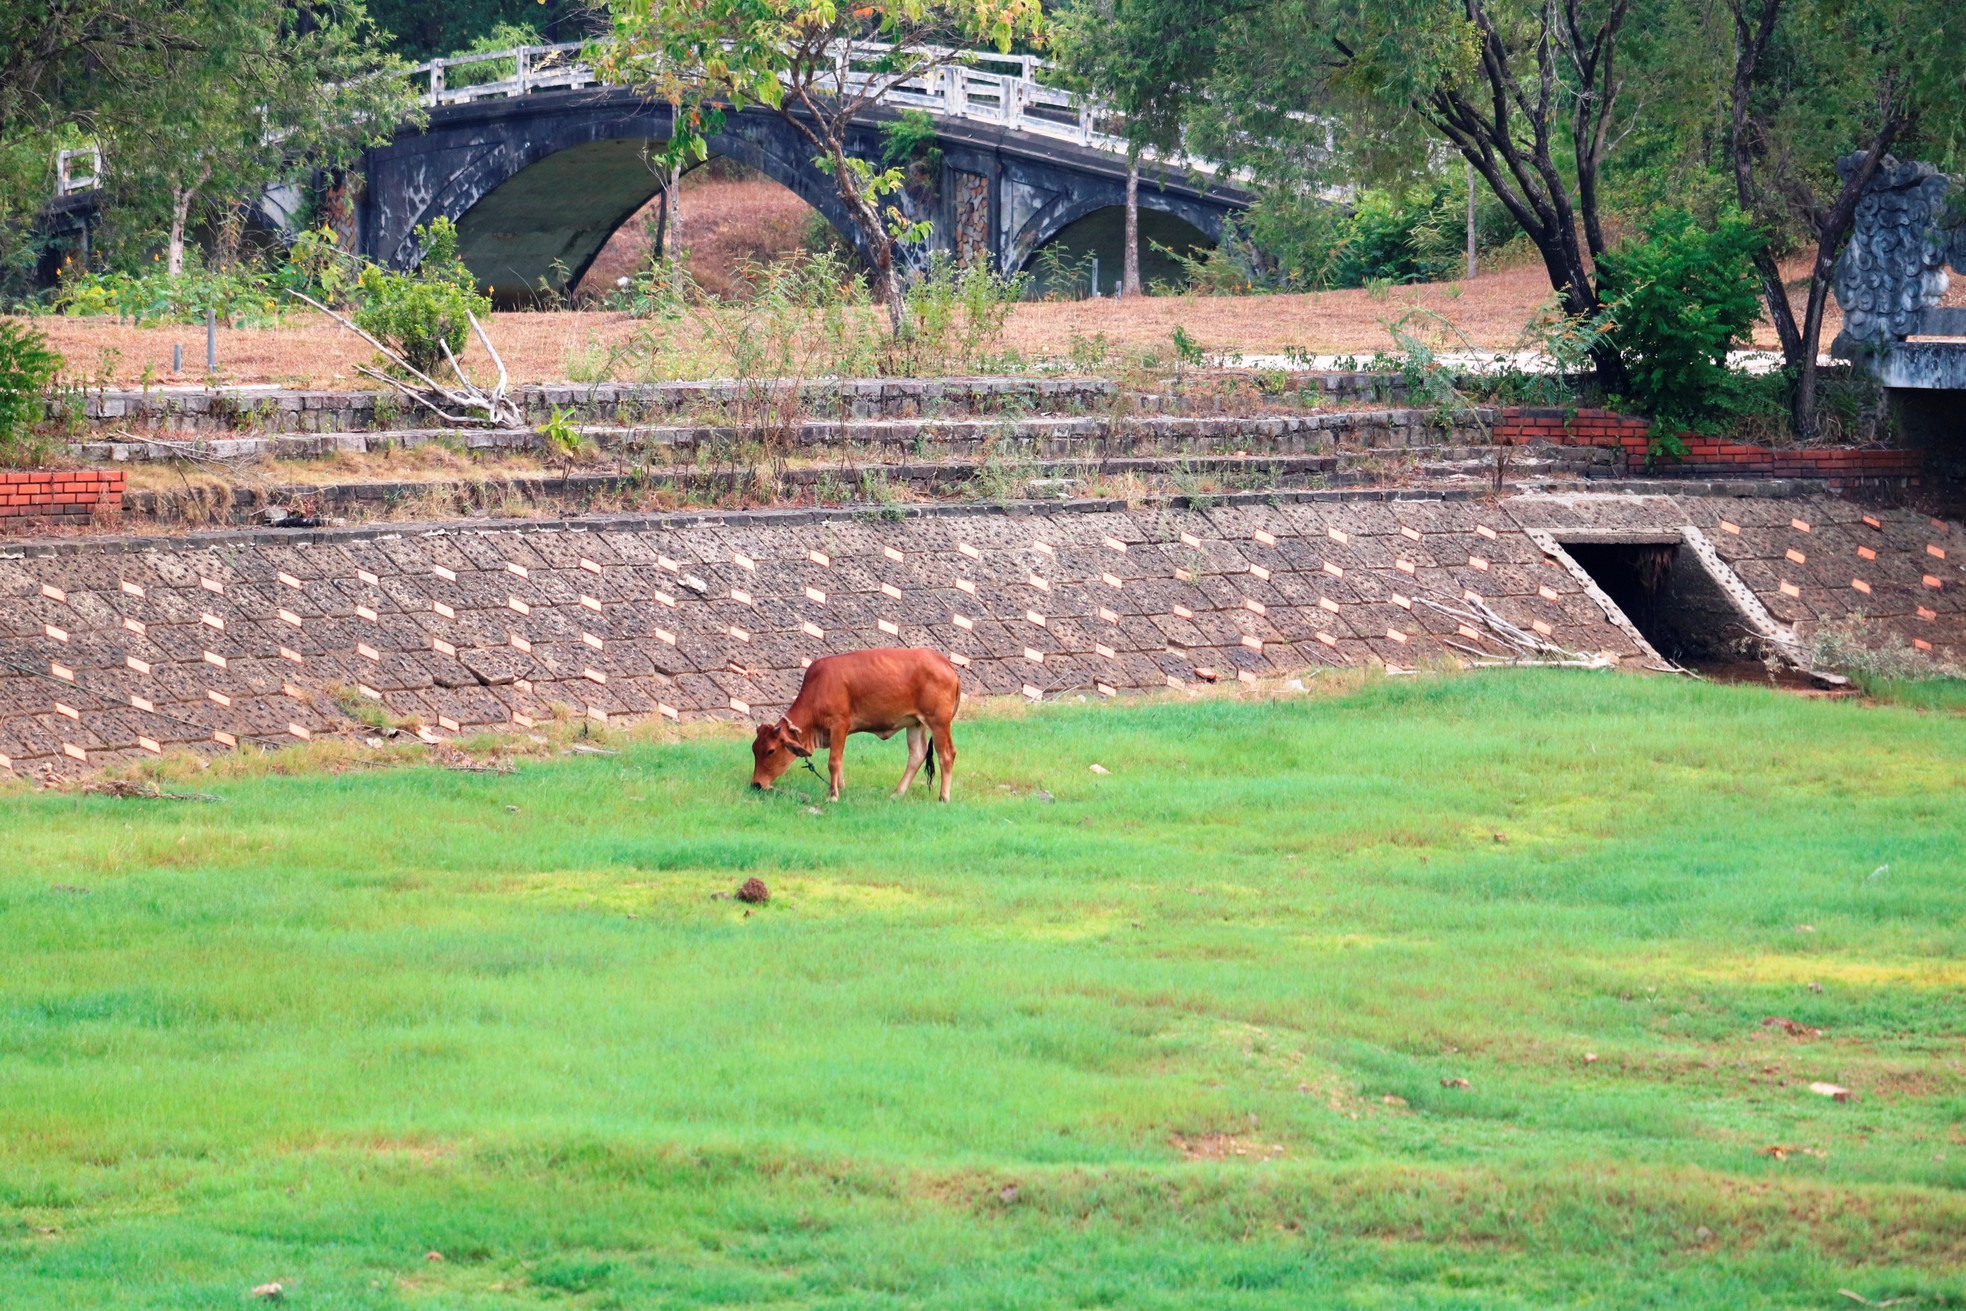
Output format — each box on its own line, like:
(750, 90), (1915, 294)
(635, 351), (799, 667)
(582, 171), (824, 299)
(22, 254), (1936, 390)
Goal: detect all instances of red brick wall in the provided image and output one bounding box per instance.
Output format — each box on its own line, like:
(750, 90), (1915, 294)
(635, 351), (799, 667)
(0, 470), (126, 533)
(1495, 408), (1923, 485)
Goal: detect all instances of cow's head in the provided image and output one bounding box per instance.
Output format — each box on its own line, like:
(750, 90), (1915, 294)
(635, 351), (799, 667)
(750, 718), (813, 790)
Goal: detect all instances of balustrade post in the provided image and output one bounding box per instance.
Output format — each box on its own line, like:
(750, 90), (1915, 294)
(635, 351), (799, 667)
(516, 47), (530, 95)
(429, 59), (445, 102)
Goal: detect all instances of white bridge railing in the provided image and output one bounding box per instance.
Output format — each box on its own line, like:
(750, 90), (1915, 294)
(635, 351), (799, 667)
(403, 41), (1224, 176)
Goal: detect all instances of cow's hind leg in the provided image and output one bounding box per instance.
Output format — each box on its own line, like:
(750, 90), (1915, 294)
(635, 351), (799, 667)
(894, 725), (929, 796)
(931, 718), (956, 802)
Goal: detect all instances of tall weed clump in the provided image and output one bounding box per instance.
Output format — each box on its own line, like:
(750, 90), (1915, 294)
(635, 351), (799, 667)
(608, 248), (1025, 383)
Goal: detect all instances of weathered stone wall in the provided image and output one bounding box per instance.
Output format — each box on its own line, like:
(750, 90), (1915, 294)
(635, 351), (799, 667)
(50, 373), (1439, 437)
(1, 491), (1957, 778)
(75, 407), (1494, 470)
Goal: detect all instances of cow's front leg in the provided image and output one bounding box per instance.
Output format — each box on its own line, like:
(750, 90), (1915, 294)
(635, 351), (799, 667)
(826, 730), (846, 801)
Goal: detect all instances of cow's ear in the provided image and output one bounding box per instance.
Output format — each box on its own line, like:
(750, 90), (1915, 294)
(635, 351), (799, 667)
(783, 723), (814, 757)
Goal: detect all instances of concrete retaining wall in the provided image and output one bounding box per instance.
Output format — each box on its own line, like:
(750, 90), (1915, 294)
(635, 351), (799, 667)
(1, 490), (1957, 779)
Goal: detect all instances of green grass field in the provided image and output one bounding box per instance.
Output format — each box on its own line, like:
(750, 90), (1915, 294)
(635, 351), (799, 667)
(3, 672), (1963, 1309)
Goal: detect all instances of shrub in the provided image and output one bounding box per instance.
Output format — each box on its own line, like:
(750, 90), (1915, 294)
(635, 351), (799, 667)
(276, 226), (362, 306)
(898, 254), (1025, 373)
(351, 218), (491, 374)
(1596, 208), (1763, 439)
(53, 257), (285, 326)
(0, 321), (62, 465)
(1233, 185), (1490, 291)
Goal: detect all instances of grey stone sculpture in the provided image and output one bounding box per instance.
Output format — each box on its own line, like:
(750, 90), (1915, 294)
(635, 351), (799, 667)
(1831, 154), (1966, 355)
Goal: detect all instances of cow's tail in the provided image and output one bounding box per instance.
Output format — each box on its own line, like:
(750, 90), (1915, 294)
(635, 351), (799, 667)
(925, 737), (937, 786)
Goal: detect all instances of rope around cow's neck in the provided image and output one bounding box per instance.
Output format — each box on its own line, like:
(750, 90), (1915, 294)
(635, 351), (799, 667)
(777, 713), (824, 783)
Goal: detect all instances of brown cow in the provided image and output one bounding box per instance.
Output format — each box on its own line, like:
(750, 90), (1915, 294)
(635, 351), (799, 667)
(750, 648), (960, 801)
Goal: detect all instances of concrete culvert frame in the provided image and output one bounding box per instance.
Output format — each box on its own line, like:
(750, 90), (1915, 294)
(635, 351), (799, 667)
(1540, 528), (1792, 670)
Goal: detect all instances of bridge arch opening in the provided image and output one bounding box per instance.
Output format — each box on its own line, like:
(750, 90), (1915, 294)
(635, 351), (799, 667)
(579, 156), (865, 301)
(442, 136), (867, 308)
(450, 137), (668, 308)
(1022, 207), (1214, 297)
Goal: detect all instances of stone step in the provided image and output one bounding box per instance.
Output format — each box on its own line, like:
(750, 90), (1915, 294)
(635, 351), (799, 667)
(51, 370), (1438, 436)
(112, 445), (1621, 528)
(75, 406), (1502, 465)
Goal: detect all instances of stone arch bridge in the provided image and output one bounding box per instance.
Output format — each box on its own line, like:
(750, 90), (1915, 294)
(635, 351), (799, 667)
(351, 44), (1249, 302)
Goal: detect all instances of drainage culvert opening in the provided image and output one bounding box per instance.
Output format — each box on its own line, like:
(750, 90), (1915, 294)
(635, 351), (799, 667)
(1560, 538), (1756, 670)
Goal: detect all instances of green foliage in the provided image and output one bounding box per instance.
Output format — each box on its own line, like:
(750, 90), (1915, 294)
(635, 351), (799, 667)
(351, 218), (492, 374)
(0, 321), (62, 464)
(881, 107), (944, 185)
(1031, 242), (1095, 300)
(53, 255), (285, 326)
(1597, 208), (1765, 440)
(1, 1), (418, 281)
(1149, 221), (1269, 294)
(896, 254), (1028, 374)
(2, 674), (1964, 1305)
(596, 0), (1046, 332)
(601, 247), (1024, 381)
(442, 21), (543, 87)
(814, 153), (931, 248)
(1170, 324), (1206, 366)
(281, 226), (363, 304)
(537, 405), (581, 462)
(1258, 186), (1474, 289)
(1146, 188), (1492, 295)
(362, 0), (588, 60)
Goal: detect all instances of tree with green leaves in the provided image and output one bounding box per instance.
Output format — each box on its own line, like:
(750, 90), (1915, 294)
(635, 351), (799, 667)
(1, 1), (413, 284)
(1724, 0), (1965, 437)
(1056, 0), (1721, 388)
(363, 0), (595, 61)
(1, 0), (201, 277)
(108, 1), (416, 275)
(597, 0), (1047, 334)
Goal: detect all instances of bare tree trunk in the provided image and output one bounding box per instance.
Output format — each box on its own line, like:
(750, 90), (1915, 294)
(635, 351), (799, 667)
(1727, 0), (1907, 439)
(1791, 135), (1899, 437)
(1122, 162), (1142, 297)
(1420, 0), (1631, 392)
(165, 162), (212, 276)
(1465, 161), (1477, 280)
(1727, 0), (1803, 365)
(665, 165), (680, 256)
(167, 186), (193, 275)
